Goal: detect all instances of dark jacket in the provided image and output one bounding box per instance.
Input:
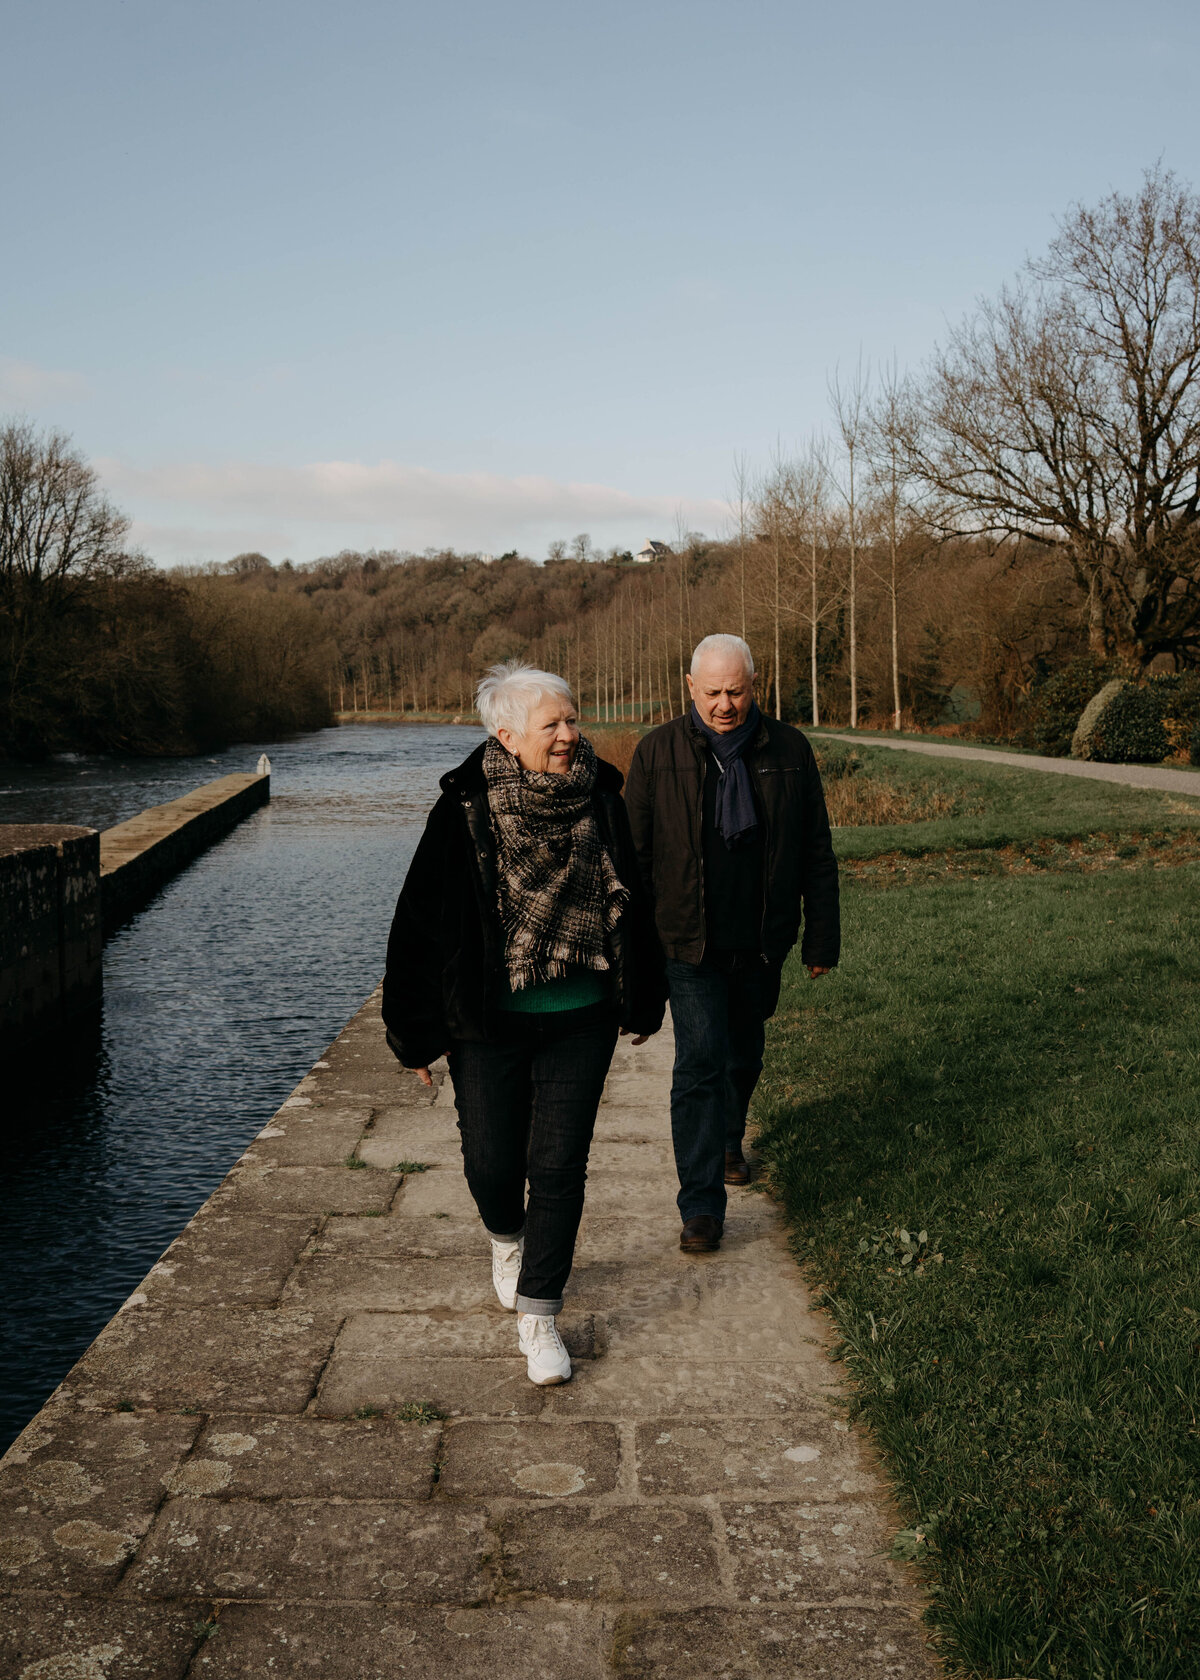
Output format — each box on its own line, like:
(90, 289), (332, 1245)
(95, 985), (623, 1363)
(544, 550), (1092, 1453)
(383, 742), (667, 1069)
(623, 711), (840, 970)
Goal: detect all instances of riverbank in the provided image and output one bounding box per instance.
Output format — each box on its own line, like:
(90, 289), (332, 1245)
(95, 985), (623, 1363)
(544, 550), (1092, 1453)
(0, 991), (935, 1678)
(0, 725), (483, 1456)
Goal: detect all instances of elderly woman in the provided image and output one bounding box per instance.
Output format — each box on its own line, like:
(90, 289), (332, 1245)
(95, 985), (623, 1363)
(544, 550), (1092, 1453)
(383, 662), (664, 1385)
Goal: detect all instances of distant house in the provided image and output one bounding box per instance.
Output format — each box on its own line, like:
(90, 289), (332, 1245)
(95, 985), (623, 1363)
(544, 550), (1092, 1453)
(635, 540), (670, 564)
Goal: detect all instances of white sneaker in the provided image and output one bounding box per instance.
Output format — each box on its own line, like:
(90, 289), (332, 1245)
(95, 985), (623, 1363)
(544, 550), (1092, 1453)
(490, 1235), (523, 1311)
(517, 1313), (572, 1385)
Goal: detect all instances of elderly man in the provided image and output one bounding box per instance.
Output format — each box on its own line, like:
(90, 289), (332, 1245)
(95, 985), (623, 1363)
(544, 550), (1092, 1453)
(624, 633), (840, 1252)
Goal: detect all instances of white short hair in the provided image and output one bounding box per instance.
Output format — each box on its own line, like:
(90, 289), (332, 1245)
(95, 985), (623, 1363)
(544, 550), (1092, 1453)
(691, 633), (755, 678)
(476, 662), (574, 738)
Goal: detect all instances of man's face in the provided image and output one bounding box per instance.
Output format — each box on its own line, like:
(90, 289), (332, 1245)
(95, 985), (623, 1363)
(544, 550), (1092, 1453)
(686, 653), (755, 733)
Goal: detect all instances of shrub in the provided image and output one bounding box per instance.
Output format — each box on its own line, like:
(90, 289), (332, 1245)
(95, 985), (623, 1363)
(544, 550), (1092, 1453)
(1084, 684), (1170, 764)
(1020, 656), (1117, 756)
(1149, 670), (1200, 761)
(1191, 722), (1200, 767)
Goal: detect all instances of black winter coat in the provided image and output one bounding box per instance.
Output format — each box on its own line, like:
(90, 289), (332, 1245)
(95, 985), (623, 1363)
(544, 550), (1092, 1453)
(623, 712), (841, 970)
(383, 742), (667, 1069)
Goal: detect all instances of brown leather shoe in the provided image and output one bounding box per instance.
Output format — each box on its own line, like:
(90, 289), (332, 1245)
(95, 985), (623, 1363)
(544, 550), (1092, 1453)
(679, 1215), (723, 1253)
(724, 1147), (751, 1187)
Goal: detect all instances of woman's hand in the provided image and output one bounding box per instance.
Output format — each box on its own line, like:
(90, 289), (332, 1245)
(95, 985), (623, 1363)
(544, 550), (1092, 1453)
(412, 1066), (433, 1087)
(620, 1029), (651, 1045)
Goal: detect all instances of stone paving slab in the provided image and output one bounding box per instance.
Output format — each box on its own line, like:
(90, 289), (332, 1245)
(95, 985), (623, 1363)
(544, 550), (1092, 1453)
(613, 1603), (935, 1677)
(438, 1420), (620, 1499)
(0, 985), (937, 1677)
(123, 1499), (491, 1601)
(208, 1162), (400, 1216)
(316, 1212), (483, 1257)
(635, 1417), (876, 1501)
(333, 1310), (599, 1360)
(498, 1501), (722, 1604)
(314, 1354), (549, 1420)
(134, 1213), (320, 1309)
(239, 1109), (369, 1168)
(59, 1309), (340, 1414)
(0, 1408), (201, 1593)
(191, 1602), (614, 1679)
(182, 1414), (440, 1500)
(0, 1593), (206, 1680)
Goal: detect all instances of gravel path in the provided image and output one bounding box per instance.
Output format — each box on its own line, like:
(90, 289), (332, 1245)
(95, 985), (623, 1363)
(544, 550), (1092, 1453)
(813, 732), (1200, 797)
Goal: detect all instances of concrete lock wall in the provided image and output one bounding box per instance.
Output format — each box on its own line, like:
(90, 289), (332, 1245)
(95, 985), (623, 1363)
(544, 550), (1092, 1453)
(2, 769), (270, 1040)
(100, 770), (270, 933)
(0, 826), (103, 1041)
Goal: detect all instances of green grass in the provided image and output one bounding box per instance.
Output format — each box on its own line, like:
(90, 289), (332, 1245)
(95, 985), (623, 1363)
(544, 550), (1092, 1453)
(755, 862), (1200, 1678)
(816, 743), (1200, 861)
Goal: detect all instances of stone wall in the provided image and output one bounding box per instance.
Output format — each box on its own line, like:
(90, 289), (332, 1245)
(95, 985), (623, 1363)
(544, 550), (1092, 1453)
(100, 771), (269, 933)
(0, 826), (102, 1041)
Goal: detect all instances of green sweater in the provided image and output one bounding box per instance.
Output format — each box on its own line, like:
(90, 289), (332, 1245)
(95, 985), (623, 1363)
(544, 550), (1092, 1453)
(498, 967), (610, 1014)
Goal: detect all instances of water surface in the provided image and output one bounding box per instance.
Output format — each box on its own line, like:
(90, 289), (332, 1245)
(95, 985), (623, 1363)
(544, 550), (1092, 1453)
(0, 723), (483, 1450)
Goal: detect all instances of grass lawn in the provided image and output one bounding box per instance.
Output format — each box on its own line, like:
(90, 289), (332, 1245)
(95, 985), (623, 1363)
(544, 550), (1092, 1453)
(755, 856), (1200, 1678)
(812, 742), (1200, 861)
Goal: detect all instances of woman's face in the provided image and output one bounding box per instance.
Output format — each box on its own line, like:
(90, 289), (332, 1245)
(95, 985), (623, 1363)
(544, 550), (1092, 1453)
(497, 695), (580, 774)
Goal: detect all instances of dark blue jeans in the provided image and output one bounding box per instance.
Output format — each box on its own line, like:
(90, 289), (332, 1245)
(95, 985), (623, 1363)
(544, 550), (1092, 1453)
(666, 953), (778, 1223)
(448, 1003), (619, 1315)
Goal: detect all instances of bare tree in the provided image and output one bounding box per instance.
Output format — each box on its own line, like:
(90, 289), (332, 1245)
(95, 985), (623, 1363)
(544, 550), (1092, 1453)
(0, 421), (134, 728)
(904, 167), (1200, 669)
(795, 440), (844, 728)
(728, 453), (752, 639)
(867, 361), (922, 730)
(0, 421), (131, 602)
(828, 362), (869, 724)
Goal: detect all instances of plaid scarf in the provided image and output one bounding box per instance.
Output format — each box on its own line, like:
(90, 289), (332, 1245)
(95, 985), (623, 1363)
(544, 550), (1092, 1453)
(484, 733), (629, 991)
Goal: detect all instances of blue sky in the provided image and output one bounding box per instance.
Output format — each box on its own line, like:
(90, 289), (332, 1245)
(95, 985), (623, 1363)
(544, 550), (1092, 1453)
(3, 0), (1198, 564)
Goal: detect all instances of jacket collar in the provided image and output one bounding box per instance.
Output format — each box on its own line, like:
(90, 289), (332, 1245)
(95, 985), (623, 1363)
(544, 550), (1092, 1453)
(440, 737), (625, 798)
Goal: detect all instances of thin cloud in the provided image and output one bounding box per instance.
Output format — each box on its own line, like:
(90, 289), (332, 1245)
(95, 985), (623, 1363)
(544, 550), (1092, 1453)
(0, 358), (92, 407)
(101, 455), (726, 562)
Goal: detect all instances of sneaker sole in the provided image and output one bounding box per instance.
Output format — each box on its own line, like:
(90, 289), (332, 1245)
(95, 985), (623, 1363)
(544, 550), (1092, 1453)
(527, 1369), (571, 1385)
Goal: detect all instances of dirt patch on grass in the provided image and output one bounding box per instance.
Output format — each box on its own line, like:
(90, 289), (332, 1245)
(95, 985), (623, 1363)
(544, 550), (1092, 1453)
(842, 829), (1200, 886)
(825, 776), (965, 827)
(817, 744), (982, 827)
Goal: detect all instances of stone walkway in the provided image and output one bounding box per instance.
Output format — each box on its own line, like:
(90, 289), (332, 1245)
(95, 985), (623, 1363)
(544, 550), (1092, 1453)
(1, 992), (936, 1678)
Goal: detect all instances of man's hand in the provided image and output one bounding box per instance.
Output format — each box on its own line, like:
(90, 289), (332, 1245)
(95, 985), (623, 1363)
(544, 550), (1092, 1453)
(412, 1066), (433, 1087)
(620, 1028), (651, 1045)
(807, 965), (833, 980)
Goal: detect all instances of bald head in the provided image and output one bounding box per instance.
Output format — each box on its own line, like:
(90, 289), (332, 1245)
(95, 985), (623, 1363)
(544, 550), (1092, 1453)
(687, 634), (757, 733)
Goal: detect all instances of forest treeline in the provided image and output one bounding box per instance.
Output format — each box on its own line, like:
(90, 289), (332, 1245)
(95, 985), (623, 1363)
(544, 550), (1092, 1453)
(3, 168), (1199, 760)
(0, 422), (335, 757)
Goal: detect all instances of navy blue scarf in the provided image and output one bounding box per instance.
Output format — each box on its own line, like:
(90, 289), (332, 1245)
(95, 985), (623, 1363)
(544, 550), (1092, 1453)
(690, 701), (761, 849)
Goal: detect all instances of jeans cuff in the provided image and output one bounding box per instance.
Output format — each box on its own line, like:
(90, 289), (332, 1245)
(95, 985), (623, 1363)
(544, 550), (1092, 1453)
(485, 1224), (525, 1244)
(516, 1293), (563, 1317)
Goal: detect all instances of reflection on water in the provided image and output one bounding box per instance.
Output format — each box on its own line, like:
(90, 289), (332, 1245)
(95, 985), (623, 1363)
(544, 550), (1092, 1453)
(0, 723), (482, 1451)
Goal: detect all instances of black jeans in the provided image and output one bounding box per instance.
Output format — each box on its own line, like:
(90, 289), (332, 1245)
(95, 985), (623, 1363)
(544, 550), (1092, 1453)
(665, 951), (780, 1223)
(448, 1003), (619, 1315)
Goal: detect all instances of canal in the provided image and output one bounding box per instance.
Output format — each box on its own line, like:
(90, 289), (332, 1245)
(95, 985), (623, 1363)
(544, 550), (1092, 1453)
(0, 722), (482, 1452)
